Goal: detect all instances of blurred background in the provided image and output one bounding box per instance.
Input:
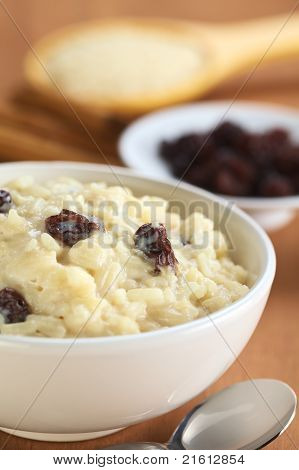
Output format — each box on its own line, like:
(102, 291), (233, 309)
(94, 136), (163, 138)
(0, 0), (298, 103)
(0, 0), (298, 165)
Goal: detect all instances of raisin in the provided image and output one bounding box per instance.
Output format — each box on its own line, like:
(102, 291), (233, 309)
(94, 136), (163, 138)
(274, 146), (299, 174)
(223, 154), (256, 183)
(160, 134), (215, 170)
(264, 128), (289, 146)
(258, 173), (295, 197)
(248, 130), (289, 167)
(134, 223), (178, 273)
(170, 154), (193, 176)
(292, 173), (299, 192)
(160, 134), (204, 161)
(247, 134), (274, 167)
(0, 190), (12, 214)
(212, 169), (249, 196)
(184, 156), (220, 188)
(0, 288), (30, 324)
(212, 122), (246, 149)
(45, 209), (103, 247)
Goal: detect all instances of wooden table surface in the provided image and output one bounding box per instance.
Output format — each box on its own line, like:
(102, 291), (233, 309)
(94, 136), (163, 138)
(0, 0), (298, 450)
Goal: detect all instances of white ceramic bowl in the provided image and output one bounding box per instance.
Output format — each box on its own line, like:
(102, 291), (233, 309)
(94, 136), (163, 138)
(0, 162), (275, 442)
(119, 101), (299, 231)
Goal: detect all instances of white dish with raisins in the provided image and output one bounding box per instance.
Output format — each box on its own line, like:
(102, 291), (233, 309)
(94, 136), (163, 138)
(119, 101), (299, 231)
(0, 162), (275, 442)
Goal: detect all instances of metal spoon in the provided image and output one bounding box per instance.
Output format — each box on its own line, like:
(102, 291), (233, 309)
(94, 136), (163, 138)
(106, 379), (297, 450)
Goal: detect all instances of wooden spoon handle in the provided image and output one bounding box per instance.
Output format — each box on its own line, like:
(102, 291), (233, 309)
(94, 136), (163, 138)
(203, 13), (299, 74)
(0, 123), (100, 163)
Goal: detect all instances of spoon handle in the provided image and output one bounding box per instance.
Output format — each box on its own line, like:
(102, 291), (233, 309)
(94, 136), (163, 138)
(194, 13), (299, 78)
(104, 442), (168, 450)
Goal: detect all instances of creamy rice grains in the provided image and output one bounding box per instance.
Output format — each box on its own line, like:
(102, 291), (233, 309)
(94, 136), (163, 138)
(0, 176), (250, 337)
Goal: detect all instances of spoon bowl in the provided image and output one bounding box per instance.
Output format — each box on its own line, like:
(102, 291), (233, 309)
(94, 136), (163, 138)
(107, 443), (167, 450)
(24, 14), (299, 119)
(106, 379), (297, 450)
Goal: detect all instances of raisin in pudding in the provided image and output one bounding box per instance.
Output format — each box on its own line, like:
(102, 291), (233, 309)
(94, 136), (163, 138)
(0, 176), (250, 337)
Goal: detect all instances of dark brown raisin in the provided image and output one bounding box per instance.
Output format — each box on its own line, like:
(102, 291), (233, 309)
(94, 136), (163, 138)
(0, 190), (12, 214)
(247, 134), (274, 167)
(134, 223), (178, 273)
(247, 130), (290, 167)
(160, 134), (204, 161)
(258, 173), (295, 197)
(222, 153), (256, 183)
(160, 133), (215, 172)
(264, 128), (289, 146)
(45, 209), (104, 247)
(212, 122), (247, 149)
(292, 173), (299, 192)
(0, 288), (30, 324)
(184, 158), (219, 188)
(274, 146), (299, 174)
(212, 169), (250, 196)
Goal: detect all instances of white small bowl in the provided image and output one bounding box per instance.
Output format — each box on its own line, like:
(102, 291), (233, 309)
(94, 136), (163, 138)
(0, 162), (275, 442)
(119, 101), (299, 231)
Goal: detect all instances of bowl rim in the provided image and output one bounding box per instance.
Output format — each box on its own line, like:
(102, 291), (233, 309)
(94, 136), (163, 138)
(118, 99), (299, 209)
(0, 161), (276, 346)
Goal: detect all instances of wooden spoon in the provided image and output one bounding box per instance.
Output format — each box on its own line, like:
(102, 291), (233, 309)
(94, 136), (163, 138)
(24, 14), (299, 119)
